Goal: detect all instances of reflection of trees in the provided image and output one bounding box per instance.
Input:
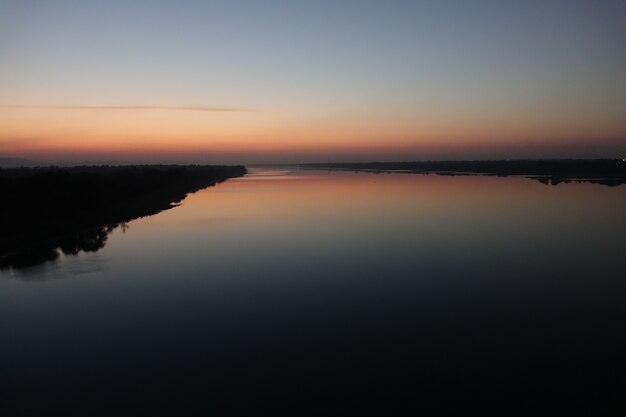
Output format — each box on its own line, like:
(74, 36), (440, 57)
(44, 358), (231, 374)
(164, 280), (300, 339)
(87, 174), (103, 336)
(1, 224), (122, 270)
(59, 225), (117, 255)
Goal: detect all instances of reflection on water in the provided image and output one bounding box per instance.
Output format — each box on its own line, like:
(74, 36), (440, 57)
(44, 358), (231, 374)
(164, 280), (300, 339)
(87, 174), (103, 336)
(3, 252), (110, 281)
(1, 168), (626, 415)
(1, 224), (121, 273)
(1, 226), (121, 280)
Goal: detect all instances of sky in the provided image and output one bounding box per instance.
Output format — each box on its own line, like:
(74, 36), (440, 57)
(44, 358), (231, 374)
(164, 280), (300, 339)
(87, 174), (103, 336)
(1, 0), (625, 164)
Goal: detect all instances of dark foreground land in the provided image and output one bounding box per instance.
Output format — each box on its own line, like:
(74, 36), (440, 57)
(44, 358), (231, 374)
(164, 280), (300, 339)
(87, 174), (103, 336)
(0, 165), (246, 269)
(303, 159), (626, 186)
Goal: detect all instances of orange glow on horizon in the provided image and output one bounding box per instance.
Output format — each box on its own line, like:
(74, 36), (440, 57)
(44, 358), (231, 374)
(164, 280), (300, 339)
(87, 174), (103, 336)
(1, 106), (625, 162)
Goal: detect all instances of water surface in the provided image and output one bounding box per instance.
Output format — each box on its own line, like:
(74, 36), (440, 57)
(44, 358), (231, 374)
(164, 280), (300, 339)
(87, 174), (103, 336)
(2, 168), (625, 414)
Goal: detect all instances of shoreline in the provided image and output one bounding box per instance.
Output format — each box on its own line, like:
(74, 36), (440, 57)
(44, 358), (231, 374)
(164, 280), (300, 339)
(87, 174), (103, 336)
(299, 159), (626, 186)
(0, 165), (247, 270)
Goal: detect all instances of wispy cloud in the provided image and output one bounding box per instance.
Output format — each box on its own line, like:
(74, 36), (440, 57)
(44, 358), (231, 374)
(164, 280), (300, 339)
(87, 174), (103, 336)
(0, 104), (253, 112)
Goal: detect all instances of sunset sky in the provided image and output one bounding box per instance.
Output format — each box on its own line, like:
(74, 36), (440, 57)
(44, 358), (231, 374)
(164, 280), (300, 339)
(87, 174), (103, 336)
(1, 0), (625, 164)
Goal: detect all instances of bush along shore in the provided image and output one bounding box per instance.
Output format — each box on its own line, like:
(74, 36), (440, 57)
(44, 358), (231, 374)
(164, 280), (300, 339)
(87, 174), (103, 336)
(301, 159), (626, 186)
(0, 165), (247, 270)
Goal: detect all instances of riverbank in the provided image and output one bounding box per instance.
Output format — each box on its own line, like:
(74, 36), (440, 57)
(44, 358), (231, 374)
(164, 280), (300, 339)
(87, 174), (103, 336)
(0, 165), (246, 269)
(301, 159), (626, 186)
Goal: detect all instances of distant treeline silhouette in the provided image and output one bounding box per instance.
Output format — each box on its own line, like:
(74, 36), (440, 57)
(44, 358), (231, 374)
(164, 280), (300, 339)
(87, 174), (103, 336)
(0, 165), (246, 270)
(302, 159), (626, 186)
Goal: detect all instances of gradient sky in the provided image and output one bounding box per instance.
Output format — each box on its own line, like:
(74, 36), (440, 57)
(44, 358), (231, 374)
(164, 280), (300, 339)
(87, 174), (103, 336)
(1, 0), (625, 163)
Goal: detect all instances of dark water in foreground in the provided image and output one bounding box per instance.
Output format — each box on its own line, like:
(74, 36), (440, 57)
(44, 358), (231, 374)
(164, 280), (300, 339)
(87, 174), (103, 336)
(2, 169), (626, 415)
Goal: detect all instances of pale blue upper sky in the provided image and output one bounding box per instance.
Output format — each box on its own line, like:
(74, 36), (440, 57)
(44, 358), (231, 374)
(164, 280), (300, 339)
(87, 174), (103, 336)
(1, 0), (625, 162)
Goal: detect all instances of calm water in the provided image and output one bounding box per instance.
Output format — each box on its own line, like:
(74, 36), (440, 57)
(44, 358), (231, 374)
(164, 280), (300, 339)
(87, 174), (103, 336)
(2, 168), (626, 415)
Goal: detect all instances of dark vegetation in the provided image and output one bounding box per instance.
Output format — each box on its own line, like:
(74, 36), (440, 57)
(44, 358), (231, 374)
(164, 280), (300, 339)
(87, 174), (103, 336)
(0, 165), (246, 270)
(303, 159), (626, 186)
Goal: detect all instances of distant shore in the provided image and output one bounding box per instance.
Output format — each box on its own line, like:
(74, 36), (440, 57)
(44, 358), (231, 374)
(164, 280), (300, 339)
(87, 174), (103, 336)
(301, 159), (626, 186)
(0, 165), (247, 269)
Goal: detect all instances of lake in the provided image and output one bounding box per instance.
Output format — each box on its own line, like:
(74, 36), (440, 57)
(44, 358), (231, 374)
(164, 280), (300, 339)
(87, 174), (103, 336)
(2, 168), (625, 415)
